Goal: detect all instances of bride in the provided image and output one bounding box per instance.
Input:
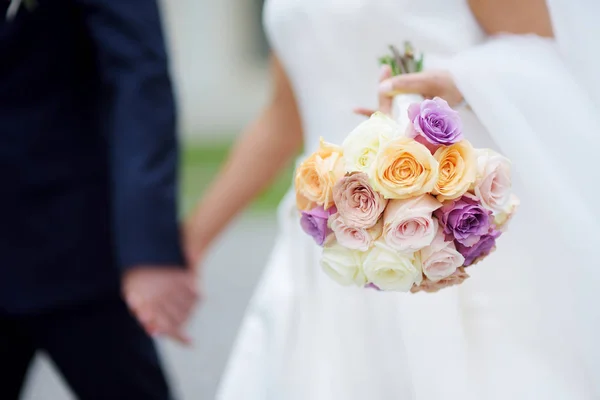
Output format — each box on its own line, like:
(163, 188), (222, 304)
(185, 0), (600, 398)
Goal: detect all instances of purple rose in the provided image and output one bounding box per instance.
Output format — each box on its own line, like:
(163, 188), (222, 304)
(300, 206), (335, 246)
(456, 229), (502, 266)
(435, 195), (491, 247)
(407, 97), (463, 146)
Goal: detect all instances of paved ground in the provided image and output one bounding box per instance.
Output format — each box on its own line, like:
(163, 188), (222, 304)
(22, 213), (278, 400)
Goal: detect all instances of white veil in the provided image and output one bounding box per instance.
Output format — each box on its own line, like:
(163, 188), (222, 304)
(450, 0), (600, 394)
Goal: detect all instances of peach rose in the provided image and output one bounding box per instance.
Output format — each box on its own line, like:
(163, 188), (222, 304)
(296, 191), (316, 211)
(295, 138), (345, 210)
(382, 194), (442, 254)
(329, 214), (383, 252)
(333, 172), (387, 229)
(433, 140), (477, 201)
(370, 137), (439, 199)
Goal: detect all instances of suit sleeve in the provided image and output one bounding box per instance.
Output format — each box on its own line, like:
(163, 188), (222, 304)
(77, 0), (185, 270)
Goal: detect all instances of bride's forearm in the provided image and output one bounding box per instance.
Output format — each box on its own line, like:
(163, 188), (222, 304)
(186, 98), (303, 259)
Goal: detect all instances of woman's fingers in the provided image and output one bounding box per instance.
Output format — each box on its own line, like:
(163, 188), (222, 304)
(162, 326), (193, 346)
(160, 280), (199, 328)
(379, 64), (393, 81)
(145, 306), (193, 346)
(379, 70), (464, 106)
(159, 300), (188, 328)
(379, 73), (430, 97)
(356, 69), (464, 118)
(378, 65), (394, 115)
(353, 107), (377, 117)
(129, 283), (197, 345)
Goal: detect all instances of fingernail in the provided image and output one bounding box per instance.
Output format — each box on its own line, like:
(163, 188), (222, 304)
(379, 65), (390, 78)
(379, 80), (393, 93)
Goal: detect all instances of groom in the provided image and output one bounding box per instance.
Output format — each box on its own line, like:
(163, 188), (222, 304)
(0, 1), (197, 399)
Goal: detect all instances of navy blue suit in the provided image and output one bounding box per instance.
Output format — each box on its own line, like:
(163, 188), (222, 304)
(0, 1), (184, 398)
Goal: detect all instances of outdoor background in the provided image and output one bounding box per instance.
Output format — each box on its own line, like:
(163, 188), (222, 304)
(22, 1), (288, 399)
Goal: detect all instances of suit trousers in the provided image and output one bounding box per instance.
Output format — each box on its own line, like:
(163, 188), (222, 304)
(0, 295), (173, 400)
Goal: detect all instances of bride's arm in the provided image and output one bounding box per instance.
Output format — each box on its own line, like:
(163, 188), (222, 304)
(467, 0), (553, 38)
(185, 55), (303, 266)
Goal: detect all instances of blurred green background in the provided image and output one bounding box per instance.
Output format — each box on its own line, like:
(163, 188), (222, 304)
(181, 141), (294, 215)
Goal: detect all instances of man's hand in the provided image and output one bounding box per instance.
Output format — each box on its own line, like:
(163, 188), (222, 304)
(123, 267), (199, 345)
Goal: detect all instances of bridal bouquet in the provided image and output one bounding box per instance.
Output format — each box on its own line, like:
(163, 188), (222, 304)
(295, 98), (518, 293)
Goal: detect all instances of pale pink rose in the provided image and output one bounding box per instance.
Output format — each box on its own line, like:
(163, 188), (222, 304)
(329, 213), (383, 252)
(473, 149), (512, 214)
(411, 267), (470, 293)
(333, 172), (387, 229)
(382, 194), (442, 253)
(420, 227), (465, 282)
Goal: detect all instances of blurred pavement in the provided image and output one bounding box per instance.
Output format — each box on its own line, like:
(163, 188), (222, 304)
(22, 213), (278, 400)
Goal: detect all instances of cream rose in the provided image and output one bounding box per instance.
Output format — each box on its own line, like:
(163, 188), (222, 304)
(382, 194), (442, 253)
(320, 243), (367, 287)
(342, 112), (403, 175)
(295, 138), (345, 210)
(333, 172), (387, 228)
(433, 140), (477, 201)
(420, 227), (465, 282)
(494, 193), (520, 231)
(330, 214), (382, 252)
(370, 137), (439, 199)
(473, 148), (512, 214)
(363, 240), (423, 292)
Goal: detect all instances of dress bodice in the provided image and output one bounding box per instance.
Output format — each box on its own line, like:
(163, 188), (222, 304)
(264, 0), (485, 152)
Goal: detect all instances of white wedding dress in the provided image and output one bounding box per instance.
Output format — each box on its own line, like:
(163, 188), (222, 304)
(216, 0), (599, 399)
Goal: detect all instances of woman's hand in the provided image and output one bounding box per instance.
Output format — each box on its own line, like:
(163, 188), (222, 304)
(354, 68), (465, 117)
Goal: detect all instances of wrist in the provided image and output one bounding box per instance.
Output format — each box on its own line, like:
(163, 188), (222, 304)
(183, 217), (211, 268)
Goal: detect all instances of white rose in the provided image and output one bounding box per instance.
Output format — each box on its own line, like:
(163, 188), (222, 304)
(342, 112), (403, 175)
(382, 194), (442, 253)
(329, 214), (383, 252)
(321, 243), (367, 287)
(363, 239), (423, 292)
(494, 193), (520, 232)
(473, 149), (512, 214)
(420, 227), (464, 282)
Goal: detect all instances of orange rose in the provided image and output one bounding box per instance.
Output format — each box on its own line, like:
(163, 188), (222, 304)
(370, 137), (439, 199)
(433, 140), (477, 201)
(295, 138), (345, 210)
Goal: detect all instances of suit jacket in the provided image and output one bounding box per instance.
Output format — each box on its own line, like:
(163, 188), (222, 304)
(0, 0), (184, 313)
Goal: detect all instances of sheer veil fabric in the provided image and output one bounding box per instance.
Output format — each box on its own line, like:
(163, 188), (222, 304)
(450, 1), (600, 395)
